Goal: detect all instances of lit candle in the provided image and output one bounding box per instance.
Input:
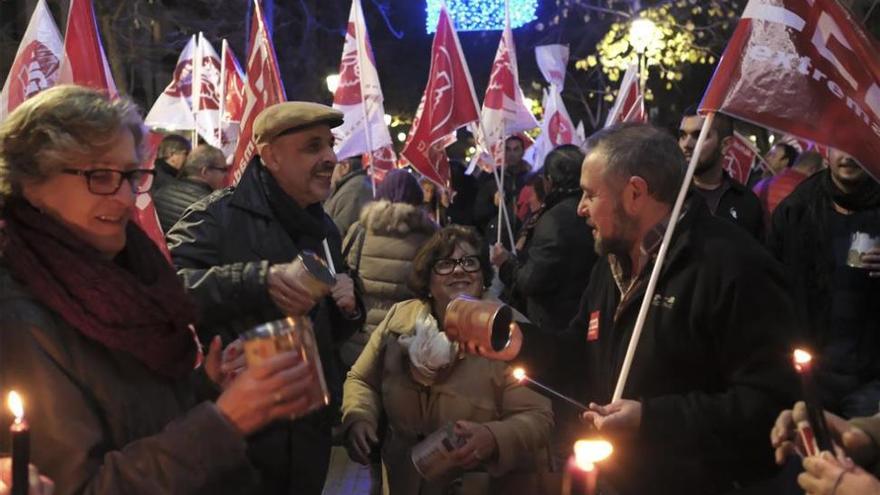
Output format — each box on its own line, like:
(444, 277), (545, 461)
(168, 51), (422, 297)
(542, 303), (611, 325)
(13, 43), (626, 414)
(512, 367), (588, 411)
(7, 391), (29, 495)
(793, 349), (833, 453)
(562, 439), (613, 495)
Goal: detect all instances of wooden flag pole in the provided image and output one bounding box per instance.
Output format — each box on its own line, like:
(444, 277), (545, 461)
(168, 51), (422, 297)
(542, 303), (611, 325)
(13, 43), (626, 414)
(611, 111), (715, 401)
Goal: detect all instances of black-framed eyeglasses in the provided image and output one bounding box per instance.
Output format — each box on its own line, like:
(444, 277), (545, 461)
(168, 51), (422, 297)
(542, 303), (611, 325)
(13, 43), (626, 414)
(61, 168), (155, 195)
(433, 255), (481, 275)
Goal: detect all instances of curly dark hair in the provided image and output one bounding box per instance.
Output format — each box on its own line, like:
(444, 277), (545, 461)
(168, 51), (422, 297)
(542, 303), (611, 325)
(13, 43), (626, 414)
(407, 225), (492, 300)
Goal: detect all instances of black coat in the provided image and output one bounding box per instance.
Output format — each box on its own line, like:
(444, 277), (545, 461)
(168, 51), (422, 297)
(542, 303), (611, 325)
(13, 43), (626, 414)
(152, 158), (180, 193)
(498, 194), (596, 334)
(695, 173), (765, 241)
(166, 158), (364, 495)
(153, 177), (214, 233)
(566, 199), (797, 494)
(768, 170), (880, 414)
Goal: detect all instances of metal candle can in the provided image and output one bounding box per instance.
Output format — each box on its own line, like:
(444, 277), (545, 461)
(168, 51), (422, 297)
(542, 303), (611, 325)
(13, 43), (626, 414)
(443, 295), (522, 361)
(287, 250), (336, 299)
(241, 317), (330, 418)
(411, 422), (467, 481)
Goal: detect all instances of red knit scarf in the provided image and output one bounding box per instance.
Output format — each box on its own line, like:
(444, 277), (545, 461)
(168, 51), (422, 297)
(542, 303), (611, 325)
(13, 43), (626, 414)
(2, 200), (198, 379)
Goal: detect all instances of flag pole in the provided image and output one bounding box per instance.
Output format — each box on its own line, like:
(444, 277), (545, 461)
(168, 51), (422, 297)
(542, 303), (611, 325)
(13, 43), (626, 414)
(218, 39), (228, 150)
(612, 111), (715, 401)
(352, 0), (377, 198)
(192, 33), (202, 147)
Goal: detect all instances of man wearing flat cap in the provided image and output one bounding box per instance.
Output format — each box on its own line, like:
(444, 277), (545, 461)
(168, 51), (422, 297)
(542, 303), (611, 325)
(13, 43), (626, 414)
(167, 101), (365, 494)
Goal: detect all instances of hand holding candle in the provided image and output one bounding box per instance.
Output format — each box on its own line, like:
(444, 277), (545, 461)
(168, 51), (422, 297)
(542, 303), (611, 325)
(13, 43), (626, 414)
(6, 392), (29, 495)
(793, 349), (834, 454)
(511, 367), (588, 411)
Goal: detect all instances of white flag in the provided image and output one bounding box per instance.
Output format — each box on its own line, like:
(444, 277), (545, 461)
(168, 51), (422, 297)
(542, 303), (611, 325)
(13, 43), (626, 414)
(0, 0), (63, 122)
(471, 5), (538, 172)
(529, 44), (580, 171)
(145, 37), (197, 131)
(193, 34), (224, 147)
(332, 0), (394, 164)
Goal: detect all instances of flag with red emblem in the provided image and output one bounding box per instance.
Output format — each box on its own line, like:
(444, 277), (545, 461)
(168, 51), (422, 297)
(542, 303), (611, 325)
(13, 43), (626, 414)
(0, 0), (63, 122)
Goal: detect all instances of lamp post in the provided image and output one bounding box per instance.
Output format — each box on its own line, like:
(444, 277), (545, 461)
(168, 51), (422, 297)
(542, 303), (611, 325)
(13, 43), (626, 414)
(628, 17), (658, 91)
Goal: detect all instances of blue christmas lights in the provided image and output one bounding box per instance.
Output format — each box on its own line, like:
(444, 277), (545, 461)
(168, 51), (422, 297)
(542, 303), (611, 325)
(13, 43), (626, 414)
(426, 0), (539, 32)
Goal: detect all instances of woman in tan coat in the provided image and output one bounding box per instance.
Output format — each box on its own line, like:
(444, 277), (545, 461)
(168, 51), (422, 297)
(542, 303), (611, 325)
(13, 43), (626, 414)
(342, 226), (553, 495)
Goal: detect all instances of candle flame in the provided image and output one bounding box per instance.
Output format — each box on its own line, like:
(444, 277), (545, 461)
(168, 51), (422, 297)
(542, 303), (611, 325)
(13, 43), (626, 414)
(793, 349), (812, 372)
(574, 439), (613, 469)
(7, 391), (23, 421)
(512, 367), (526, 381)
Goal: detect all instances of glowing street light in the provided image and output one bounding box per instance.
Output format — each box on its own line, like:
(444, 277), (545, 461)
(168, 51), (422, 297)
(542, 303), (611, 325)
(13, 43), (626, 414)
(629, 17), (659, 54)
(384, 113), (392, 126)
(397, 132), (407, 143)
(325, 74), (340, 94)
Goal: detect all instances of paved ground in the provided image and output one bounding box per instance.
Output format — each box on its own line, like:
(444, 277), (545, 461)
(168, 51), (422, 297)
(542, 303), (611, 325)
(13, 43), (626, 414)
(322, 447), (373, 495)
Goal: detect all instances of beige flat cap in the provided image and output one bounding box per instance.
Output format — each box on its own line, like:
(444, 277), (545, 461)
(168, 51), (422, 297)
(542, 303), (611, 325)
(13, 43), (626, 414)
(253, 101), (344, 144)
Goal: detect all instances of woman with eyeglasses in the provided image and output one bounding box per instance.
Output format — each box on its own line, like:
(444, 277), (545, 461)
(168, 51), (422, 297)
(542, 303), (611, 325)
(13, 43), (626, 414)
(0, 86), (315, 494)
(342, 225), (552, 495)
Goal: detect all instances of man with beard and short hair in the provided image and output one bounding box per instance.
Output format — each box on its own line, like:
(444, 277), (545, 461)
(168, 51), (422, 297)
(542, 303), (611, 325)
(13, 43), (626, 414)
(569, 123), (797, 494)
(678, 106), (764, 239)
(769, 149), (880, 418)
(167, 102), (365, 495)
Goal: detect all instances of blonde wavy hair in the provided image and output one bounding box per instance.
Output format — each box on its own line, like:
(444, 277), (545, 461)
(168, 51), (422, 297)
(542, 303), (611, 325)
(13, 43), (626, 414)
(0, 85), (146, 197)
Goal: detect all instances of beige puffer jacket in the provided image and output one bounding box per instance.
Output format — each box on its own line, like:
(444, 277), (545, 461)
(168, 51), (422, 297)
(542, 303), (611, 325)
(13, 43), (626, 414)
(340, 200), (437, 366)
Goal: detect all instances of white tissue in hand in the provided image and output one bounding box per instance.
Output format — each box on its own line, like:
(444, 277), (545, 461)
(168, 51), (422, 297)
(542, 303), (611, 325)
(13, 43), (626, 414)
(398, 311), (457, 382)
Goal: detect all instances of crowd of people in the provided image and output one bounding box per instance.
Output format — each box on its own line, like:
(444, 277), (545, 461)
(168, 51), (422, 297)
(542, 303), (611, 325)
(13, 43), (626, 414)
(0, 83), (878, 495)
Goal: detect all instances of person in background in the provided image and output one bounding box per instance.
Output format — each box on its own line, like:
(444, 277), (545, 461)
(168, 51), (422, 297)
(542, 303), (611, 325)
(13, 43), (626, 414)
(764, 142), (800, 178)
(0, 85), (311, 494)
(754, 150), (824, 227)
(340, 168), (438, 368)
(153, 133), (191, 192)
(343, 226), (552, 495)
(154, 143), (227, 233)
(324, 155), (374, 237)
(446, 159), (479, 227)
(473, 136), (532, 249)
(679, 105), (764, 239)
(769, 148), (880, 418)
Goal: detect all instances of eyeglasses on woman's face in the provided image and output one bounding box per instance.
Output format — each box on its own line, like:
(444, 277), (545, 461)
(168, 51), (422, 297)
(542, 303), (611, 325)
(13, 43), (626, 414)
(61, 168), (155, 195)
(432, 255), (481, 275)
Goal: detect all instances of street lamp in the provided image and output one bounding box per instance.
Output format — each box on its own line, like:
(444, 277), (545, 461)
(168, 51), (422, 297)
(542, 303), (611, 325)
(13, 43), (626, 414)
(629, 17), (659, 54)
(326, 74), (340, 94)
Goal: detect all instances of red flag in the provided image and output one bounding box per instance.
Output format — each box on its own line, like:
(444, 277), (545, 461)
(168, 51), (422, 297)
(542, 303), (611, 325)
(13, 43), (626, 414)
(700, 0), (880, 179)
(363, 144), (397, 183)
(0, 0), (63, 122)
(401, 6), (480, 187)
(57, 0), (117, 96)
(138, 132), (172, 261)
(218, 39), (246, 159)
(605, 63), (647, 127)
(227, 0), (287, 186)
(722, 131), (760, 184)
(474, 6), (538, 169)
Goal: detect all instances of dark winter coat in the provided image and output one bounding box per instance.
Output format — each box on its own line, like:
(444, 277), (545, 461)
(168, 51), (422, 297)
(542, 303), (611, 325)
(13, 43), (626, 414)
(566, 199), (798, 494)
(166, 158), (364, 495)
(498, 193), (596, 334)
(695, 172), (765, 241)
(0, 264), (258, 495)
(152, 158), (181, 193)
(153, 177), (214, 233)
